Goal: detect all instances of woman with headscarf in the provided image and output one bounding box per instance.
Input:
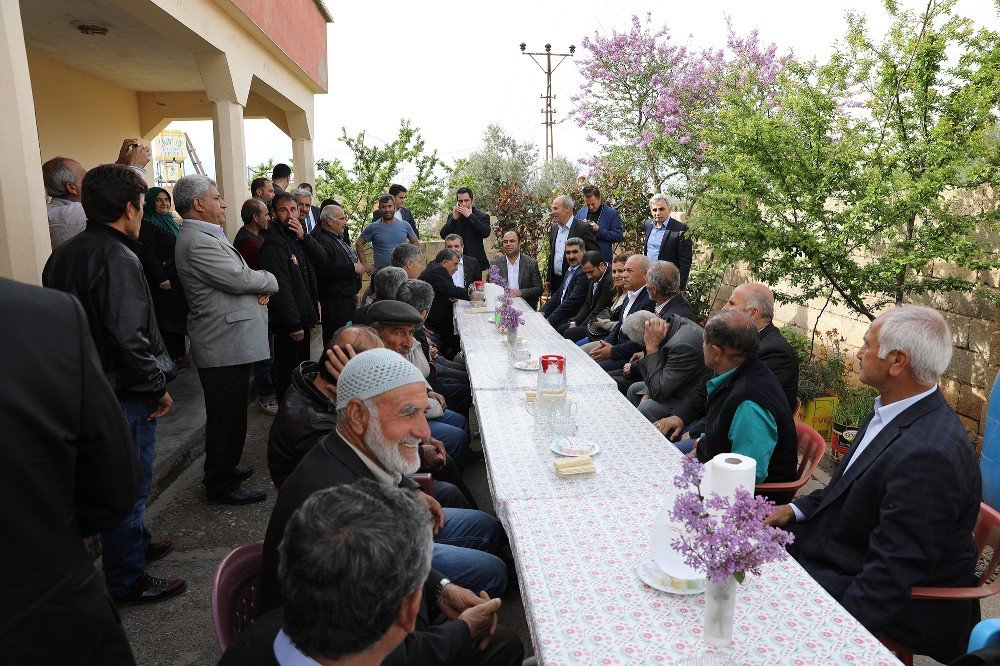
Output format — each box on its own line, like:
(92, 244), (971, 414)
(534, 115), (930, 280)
(138, 187), (189, 364)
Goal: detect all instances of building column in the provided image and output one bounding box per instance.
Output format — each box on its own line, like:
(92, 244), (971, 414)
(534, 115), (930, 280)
(211, 100), (249, 239)
(292, 138), (315, 190)
(0, 1), (50, 283)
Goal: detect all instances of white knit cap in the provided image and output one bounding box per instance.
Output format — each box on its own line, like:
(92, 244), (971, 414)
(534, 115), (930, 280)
(336, 348), (426, 410)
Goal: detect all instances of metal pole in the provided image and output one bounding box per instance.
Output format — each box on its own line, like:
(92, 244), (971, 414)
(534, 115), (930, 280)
(520, 44), (574, 162)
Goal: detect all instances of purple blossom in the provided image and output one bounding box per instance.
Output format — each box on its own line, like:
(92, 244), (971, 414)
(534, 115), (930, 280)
(669, 458), (794, 585)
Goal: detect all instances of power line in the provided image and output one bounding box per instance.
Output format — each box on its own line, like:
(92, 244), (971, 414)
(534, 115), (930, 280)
(519, 42), (576, 161)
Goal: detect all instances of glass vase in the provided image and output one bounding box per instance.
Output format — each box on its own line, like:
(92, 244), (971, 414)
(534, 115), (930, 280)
(703, 576), (738, 647)
(506, 329), (518, 346)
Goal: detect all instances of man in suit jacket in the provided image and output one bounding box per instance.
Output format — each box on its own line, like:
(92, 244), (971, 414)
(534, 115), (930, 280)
(562, 250), (613, 340)
(419, 249), (471, 358)
(440, 187), (491, 271)
(587, 254), (655, 371)
(489, 230), (543, 310)
(623, 313), (707, 422)
(175, 176), (278, 505)
(444, 233), (480, 289)
(541, 238), (588, 331)
(766, 306), (981, 663)
(372, 183), (419, 236)
(0, 278), (139, 664)
(576, 184), (624, 263)
(546, 194), (599, 295)
(312, 203), (364, 344)
(644, 194), (693, 290)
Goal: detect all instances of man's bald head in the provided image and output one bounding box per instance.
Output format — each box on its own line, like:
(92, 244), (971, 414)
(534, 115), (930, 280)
(725, 282), (775, 327)
(317, 326), (384, 383)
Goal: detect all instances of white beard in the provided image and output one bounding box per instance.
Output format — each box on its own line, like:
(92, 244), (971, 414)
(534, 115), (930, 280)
(367, 412), (421, 476)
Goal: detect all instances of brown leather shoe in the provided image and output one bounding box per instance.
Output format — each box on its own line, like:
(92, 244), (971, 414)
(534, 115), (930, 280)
(145, 539), (173, 564)
(112, 574), (186, 605)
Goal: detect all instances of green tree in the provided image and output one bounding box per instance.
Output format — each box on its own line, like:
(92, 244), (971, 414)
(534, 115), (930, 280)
(695, 0), (1000, 321)
(314, 120), (445, 234)
(247, 159), (276, 188)
(445, 125), (538, 214)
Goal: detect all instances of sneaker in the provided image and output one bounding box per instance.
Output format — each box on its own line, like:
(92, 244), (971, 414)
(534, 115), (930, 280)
(257, 400), (278, 415)
(112, 574), (186, 605)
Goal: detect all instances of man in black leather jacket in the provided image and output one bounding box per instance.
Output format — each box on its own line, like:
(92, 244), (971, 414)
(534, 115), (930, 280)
(42, 163), (185, 605)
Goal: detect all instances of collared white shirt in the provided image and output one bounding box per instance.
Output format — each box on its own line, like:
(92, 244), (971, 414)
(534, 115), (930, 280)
(623, 288), (642, 317)
(305, 210), (316, 233)
(452, 259), (466, 289)
(340, 430), (402, 487)
(273, 629), (320, 665)
(553, 221), (571, 276)
(506, 254), (521, 290)
(183, 218), (230, 244)
(791, 385), (938, 521)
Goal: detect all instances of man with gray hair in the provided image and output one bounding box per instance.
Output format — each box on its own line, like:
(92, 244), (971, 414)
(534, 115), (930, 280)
(175, 174), (278, 505)
(587, 254), (655, 371)
(312, 203), (364, 343)
(259, 349), (511, 622)
(545, 194), (598, 296)
(391, 242), (425, 279)
(643, 194), (692, 290)
(419, 248), (471, 358)
(766, 305), (981, 663)
(354, 265), (409, 325)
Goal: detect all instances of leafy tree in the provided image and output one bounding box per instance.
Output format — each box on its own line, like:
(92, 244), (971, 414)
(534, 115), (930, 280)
(695, 0), (1000, 321)
(247, 159), (277, 188)
(445, 124), (538, 215)
(314, 120), (446, 234)
(532, 156), (581, 201)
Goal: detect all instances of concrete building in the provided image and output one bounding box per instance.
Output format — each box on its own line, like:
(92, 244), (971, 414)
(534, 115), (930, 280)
(1, 0), (331, 284)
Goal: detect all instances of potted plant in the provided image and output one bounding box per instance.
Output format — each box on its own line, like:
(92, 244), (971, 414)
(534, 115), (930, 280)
(830, 384), (878, 462)
(781, 327), (847, 441)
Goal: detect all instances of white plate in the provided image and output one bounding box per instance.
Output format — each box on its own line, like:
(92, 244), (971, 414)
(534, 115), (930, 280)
(636, 556), (706, 595)
(512, 359), (539, 371)
(550, 439), (601, 457)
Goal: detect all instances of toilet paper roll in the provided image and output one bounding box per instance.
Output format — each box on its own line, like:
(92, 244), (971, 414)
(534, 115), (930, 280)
(701, 453), (756, 503)
(484, 283), (504, 311)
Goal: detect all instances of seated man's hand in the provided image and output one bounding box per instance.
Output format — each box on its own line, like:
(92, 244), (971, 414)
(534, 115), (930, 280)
(589, 340), (611, 361)
(764, 505), (795, 528)
(653, 415), (685, 441)
(629, 351), (644, 363)
(509, 289), (521, 297)
(458, 592), (501, 651)
(622, 363), (631, 377)
(420, 439), (447, 470)
(416, 492), (444, 535)
(644, 318), (670, 354)
(429, 391), (447, 409)
(324, 344), (356, 381)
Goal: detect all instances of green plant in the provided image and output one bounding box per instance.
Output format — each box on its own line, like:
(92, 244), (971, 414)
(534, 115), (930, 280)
(833, 384), (878, 427)
(685, 259), (724, 323)
(794, 330), (848, 403)
(779, 326), (812, 369)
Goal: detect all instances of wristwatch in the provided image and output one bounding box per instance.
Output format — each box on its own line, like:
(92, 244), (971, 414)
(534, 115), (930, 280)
(435, 577), (452, 606)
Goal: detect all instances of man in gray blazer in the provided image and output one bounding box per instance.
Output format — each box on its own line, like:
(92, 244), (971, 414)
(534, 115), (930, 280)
(174, 175), (278, 505)
(489, 230), (543, 310)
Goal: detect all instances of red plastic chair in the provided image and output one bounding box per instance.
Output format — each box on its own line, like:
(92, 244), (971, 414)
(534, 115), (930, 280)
(211, 542), (264, 652)
(881, 502), (1000, 665)
(755, 422), (827, 499)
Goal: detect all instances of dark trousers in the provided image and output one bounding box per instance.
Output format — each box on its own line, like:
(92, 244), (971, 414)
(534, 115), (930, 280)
(3, 570), (136, 665)
(320, 295), (356, 344)
(273, 332), (312, 401)
(433, 322), (460, 359)
(160, 330), (186, 361)
(563, 324), (590, 342)
(198, 363), (252, 495)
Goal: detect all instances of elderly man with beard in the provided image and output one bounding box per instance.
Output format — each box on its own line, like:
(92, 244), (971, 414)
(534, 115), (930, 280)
(258, 349), (509, 620)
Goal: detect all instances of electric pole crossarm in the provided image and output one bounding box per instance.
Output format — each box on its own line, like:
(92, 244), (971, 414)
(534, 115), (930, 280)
(519, 42), (575, 162)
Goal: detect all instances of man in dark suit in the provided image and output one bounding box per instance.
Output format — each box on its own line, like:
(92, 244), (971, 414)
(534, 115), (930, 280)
(766, 306), (981, 664)
(440, 187), (491, 272)
(587, 254), (655, 371)
(576, 184), (624, 263)
(372, 183), (419, 236)
(297, 182), (322, 232)
(561, 250), (613, 340)
(643, 194), (692, 290)
(488, 230), (543, 310)
(541, 238), (588, 331)
(0, 278), (139, 665)
(444, 234), (480, 289)
(312, 203), (363, 344)
(545, 194), (599, 296)
(221, 481), (521, 666)
(658, 282), (800, 442)
(419, 248), (470, 358)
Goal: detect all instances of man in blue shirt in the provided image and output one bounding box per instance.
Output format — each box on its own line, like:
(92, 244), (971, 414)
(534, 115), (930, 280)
(357, 195), (419, 271)
(643, 194), (692, 290)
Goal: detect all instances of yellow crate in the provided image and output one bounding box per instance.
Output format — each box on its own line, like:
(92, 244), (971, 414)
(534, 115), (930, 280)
(797, 397), (839, 442)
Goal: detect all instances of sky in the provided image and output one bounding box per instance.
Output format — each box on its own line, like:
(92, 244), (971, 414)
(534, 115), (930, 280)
(165, 0), (999, 182)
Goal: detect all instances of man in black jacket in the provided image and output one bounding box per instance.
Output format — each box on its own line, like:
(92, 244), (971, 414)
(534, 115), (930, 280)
(488, 230), (543, 310)
(261, 191), (328, 400)
(42, 163), (184, 605)
(0, 278), (139, 664)
(419, 249), (470, 358)
(444, 233), (480, 289)
(440, 187), (491, 272)
(561, 250), (613, 340)
(545, 194), (599, 296)
(643, 194), (693, 290)
(541, 238), (588, 331)
(312, 203), (363, 344)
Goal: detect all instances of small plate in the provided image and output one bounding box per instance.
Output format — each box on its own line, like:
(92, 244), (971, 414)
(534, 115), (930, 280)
(551, 439), (600, 457)
(512, 359), (539, 371)
(636, 556), (706, 595)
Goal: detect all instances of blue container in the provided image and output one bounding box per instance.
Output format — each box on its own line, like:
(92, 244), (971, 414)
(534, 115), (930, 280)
(982, 372), (1000, 510)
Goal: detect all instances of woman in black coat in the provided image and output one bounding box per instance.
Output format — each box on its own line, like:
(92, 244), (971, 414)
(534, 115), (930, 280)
(138, 187), (189, 363)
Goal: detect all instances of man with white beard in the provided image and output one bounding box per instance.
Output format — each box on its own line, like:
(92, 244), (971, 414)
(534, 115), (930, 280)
(257, 349), (509, 620)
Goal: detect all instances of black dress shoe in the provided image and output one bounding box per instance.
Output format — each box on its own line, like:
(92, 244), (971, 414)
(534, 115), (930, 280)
(145, 539), (173, 563)
(233, 467), (254, 482)
(112, 574), (186, 605)
(207, 484), (267, 505)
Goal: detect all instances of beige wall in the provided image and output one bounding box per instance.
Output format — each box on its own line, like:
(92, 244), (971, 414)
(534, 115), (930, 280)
(27, 53), (150, 181)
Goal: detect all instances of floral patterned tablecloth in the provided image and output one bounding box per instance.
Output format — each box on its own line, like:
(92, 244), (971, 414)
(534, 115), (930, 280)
(502, 492), (900, 665)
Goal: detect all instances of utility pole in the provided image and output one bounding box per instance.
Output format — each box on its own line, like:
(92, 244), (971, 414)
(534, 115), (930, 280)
(520, 42), (574, 161)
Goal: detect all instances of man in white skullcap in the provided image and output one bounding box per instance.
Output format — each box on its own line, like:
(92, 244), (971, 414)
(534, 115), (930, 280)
(258, 349), (510, 622)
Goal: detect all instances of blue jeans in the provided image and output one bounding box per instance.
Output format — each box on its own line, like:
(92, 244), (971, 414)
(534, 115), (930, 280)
(102, 399), (156, 595)
(253, 333), (277, 403)
(433, 508), (507, 597)
(674, 438), (696, 455)
(429, 409), (470, 469)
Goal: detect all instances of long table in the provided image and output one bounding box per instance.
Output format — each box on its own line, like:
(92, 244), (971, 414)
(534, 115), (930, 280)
(454, 299), (899, 665)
